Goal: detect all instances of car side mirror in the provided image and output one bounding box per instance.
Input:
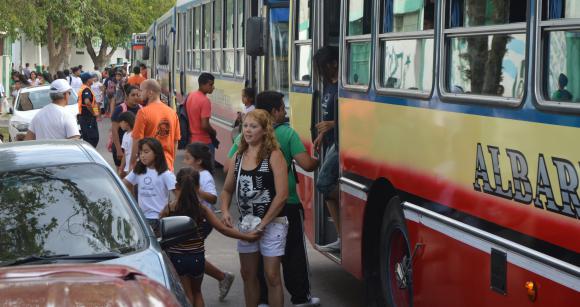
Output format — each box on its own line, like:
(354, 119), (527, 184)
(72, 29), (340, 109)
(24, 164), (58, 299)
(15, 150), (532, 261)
(142, 46), (150, 60)
(159, 216), (197, 249)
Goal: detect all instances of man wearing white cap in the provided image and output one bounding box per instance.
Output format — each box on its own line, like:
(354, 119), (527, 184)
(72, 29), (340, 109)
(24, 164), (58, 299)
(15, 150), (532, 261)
(25, 79), (80, 140)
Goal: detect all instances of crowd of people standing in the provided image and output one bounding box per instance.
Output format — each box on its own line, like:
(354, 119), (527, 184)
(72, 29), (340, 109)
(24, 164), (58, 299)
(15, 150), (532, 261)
(15, 47), (340, 307)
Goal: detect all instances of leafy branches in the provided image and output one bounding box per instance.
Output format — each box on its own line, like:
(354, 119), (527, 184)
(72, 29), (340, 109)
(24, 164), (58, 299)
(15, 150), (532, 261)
(0, 0), (175, 70)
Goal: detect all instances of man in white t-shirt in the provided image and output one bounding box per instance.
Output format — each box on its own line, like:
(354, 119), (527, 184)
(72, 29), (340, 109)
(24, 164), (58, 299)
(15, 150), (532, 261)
(69, 66), (83, 94)
(25, 79), (80, 141)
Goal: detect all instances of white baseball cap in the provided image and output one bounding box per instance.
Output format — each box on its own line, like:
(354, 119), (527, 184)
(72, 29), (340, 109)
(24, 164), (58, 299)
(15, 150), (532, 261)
(49, 79), (72, 94)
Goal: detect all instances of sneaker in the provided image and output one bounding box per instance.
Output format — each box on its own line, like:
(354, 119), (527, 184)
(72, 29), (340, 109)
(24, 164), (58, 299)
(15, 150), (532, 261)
(258, 304), (270, 307)
(319, 238), (341, 252)
(294, 297), (321, 307)
(218, 271), (235, 301)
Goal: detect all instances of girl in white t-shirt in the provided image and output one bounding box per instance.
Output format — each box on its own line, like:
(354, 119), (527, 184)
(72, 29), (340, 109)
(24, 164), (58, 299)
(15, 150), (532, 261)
(123, 137), (176, 235)
(184, 142), (235, 301)
(118, 111), (136, 178)
(91, 77), (104, 120)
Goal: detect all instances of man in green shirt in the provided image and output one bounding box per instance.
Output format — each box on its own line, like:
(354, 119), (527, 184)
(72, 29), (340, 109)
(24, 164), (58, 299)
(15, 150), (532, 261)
(227, 91), (320, 306)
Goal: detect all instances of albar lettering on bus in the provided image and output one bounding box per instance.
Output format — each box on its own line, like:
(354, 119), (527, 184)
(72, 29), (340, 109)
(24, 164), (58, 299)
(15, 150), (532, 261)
(473, 143), (579, 219)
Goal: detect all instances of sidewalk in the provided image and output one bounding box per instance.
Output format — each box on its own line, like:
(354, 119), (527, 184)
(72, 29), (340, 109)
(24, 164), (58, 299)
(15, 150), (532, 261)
(0, 114), (8, 127)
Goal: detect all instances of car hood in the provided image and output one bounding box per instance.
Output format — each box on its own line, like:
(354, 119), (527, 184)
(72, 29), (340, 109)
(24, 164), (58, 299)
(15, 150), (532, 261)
(10, 104), (78, 124)
(0, 264), (179, 306)
(104, 248), (168, 287)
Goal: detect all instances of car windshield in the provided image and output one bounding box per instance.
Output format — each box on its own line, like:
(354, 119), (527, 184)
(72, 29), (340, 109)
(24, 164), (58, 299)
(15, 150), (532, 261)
(16, 88), (77, 111)
(0, 164), (146, 264)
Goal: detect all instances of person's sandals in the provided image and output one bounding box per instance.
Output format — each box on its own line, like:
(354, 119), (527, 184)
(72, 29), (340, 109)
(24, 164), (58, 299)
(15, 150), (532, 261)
(218, 271), (235, 301)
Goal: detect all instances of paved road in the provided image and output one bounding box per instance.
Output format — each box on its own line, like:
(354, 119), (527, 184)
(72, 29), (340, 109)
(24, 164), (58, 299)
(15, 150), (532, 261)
(95, 117), (364, 306)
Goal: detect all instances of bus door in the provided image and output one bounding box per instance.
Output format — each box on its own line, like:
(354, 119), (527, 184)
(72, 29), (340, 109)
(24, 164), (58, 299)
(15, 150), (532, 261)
(259, 0), (290, 99)
(310, 0), (342, 259)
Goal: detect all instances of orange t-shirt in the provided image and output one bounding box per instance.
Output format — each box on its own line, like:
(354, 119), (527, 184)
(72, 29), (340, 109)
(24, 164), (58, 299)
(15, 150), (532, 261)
(127, 74), (146, 86)
(132, 101), (181, 170)
(186, 91), (212, 144)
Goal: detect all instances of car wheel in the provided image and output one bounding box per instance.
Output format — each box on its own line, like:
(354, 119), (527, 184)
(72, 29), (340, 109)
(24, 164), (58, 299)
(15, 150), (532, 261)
(379, 196), (413, 307)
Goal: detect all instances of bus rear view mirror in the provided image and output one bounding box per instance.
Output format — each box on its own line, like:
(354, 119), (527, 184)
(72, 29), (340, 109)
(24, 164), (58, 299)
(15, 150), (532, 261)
(246, 17), (266, 56)
(142, 46), (150, 60)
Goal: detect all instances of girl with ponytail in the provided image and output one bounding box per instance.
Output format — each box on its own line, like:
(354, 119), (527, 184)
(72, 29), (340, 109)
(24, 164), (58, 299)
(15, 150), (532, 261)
(160, 167), (260, 307)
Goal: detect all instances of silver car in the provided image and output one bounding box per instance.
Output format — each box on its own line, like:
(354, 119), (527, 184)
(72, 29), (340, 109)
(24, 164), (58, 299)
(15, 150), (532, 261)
(0, 140), (193, 306)
(7, 85), (78, 142)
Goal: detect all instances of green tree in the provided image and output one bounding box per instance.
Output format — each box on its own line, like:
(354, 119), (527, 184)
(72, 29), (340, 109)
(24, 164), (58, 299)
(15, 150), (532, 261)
(0, 0), (174, 74)
(0, 0), (90, 75)
(82, 0), (175, 68)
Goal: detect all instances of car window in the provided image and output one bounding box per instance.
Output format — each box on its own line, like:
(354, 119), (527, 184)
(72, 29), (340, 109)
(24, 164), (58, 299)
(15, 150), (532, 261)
(0, 164), (146, 263)
(17, 89), (77, 111)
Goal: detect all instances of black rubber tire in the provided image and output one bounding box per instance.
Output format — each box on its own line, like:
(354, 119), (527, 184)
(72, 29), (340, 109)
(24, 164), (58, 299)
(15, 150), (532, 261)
(379, 196), (413, 307)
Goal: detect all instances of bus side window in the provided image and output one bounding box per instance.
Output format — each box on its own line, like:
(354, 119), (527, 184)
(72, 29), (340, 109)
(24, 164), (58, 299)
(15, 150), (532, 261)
(203, 3), (212, 72)
(376, 0), (435, 96)
(442, 0), (528, 103)
(344, 0), (372, 88)
(538, 0), (580, 108)
(186, 9), (192, 71)
(193, 6), (201, 70)
(176, 13), (182, 70)
(293, 0), (312, 85)
(212, 0), (223, 73)
(223, 0), (236, 74)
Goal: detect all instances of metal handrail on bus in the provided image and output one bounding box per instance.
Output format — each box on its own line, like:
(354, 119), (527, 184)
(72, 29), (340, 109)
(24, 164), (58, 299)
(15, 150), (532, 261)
(210, 115), (235, 128)
(403, 202), (580, 280)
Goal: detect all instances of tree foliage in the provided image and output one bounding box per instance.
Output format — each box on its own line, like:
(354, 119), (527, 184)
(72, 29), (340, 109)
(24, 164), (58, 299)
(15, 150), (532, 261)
(0, 0), (175, 71)
(81, 0), (176, 68)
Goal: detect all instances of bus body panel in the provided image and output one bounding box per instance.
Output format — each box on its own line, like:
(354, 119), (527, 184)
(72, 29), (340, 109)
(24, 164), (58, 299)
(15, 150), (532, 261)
(407, 218), (579, 306)
(340, 191), (366, 279)
(339, 97), (580, 254)
(296, 171), (316, 244)
(288, 91), (313, 142)
(157, 68), (171, 104)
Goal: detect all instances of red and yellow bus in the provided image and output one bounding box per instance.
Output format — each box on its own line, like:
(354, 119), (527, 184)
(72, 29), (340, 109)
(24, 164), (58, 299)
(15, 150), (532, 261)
(144, 0), (580, 305)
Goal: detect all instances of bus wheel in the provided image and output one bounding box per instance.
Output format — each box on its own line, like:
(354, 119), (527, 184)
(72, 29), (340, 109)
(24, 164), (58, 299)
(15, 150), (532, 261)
(380, 196), (412, 307)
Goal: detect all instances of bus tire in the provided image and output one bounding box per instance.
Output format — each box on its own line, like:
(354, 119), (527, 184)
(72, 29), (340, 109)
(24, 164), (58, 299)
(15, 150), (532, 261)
(379, 196), (413, 307)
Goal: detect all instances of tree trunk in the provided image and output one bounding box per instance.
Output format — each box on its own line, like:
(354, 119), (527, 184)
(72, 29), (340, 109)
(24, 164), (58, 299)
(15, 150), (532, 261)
(46, 19), (71, 76)
(482, 0), (510, 95)
(466, 0), (487, 94)
(84, 37), (117, 69)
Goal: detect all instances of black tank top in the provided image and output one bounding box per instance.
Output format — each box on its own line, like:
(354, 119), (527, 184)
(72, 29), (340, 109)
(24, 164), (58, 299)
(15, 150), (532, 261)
(234, 153), (282, 219)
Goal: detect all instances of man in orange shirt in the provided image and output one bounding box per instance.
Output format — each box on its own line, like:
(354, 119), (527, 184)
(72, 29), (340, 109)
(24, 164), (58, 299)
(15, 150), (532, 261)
(127, 66), (146, 86)
(130, 79), (180, 171)
(186, 73), (217, 161)
(140, 63), (148, 79)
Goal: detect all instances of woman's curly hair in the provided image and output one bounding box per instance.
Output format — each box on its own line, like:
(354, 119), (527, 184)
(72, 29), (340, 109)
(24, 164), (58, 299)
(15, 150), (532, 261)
(237, 109), (279, 164)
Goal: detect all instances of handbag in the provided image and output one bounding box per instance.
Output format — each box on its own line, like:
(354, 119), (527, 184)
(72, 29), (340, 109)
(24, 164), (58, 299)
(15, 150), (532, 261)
(236, 153), (261, 232)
